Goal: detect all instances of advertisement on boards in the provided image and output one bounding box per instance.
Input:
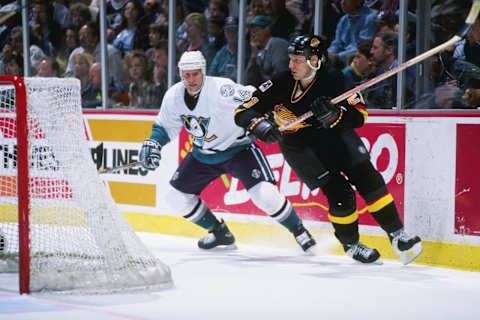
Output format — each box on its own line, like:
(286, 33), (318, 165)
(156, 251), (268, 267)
(179, 124), (406, 226)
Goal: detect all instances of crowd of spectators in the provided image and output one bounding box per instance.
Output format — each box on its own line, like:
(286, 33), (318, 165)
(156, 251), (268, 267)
(0, 0), (479, 109)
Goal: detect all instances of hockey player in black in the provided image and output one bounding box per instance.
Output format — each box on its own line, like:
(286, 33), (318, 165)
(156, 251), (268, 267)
(234, 35), (423, 264)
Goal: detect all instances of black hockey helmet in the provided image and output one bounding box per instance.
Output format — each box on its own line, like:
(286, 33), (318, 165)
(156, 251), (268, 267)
(288, 35), (327, 70)
(288, 35), (327, 59)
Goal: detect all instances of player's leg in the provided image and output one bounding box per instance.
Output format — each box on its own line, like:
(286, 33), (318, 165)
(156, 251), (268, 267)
(321, 173), (381, 264)
(226, 144), (316, 252)
(168, 153), (235, 249)
(0, 231), (5, 253)
(345, 160), (423, 265)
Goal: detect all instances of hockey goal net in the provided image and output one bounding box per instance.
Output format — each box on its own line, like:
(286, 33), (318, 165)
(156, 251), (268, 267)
(0, 76), (172, 294)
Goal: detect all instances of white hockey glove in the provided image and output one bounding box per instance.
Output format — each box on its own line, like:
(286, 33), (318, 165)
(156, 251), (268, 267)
(139, 139), (162, 171)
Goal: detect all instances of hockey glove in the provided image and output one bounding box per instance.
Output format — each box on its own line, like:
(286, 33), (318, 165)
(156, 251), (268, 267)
(248, 117), (282, 144)
(139, 139), (162, 171)
(310, 96), (343, 129)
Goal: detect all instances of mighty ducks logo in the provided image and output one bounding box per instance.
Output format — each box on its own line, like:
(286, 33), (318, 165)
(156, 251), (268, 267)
(181, 115), (217, 147)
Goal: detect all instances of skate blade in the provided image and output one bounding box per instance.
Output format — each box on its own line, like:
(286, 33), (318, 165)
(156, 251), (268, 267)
(398, 242), (423, 265)
(351, 257), (383, 265)
(199, 244), (238, 251)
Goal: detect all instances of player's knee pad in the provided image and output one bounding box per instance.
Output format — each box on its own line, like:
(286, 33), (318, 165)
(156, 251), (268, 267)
(164, 186), (201, 216)
(322, 175), (356, 217)
(248, 182), (286, 215)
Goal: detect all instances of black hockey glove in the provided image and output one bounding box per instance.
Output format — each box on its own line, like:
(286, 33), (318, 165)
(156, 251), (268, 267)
(248, 117), (282, 144)
(139, 139), (162, 171)
(310, 96), (343, 129)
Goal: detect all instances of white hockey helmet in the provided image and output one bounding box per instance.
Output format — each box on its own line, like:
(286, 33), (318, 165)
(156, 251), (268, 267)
(178, 51), (207, 77)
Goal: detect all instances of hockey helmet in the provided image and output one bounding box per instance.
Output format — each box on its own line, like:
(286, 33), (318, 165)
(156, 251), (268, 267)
(288, 35), (327, 70)
(178, 51), (207, 76)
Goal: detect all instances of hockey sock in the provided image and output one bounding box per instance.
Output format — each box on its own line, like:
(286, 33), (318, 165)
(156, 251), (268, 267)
(188, 208), (220, 232)
(276, 207), (302, 232)
(369, 202), (403, 234)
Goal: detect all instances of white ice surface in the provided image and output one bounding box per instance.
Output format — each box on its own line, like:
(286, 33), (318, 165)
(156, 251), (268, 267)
(1, 232), (480, 320)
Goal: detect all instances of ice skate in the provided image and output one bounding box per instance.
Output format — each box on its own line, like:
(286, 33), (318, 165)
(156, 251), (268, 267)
(344, 242), (382, 264)
(292, 224), (316, 253)
(389, 228), (423, 265)
(198, 219), (236, 250)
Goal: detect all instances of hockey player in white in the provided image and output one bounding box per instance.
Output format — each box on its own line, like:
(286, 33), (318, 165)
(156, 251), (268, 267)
(140, 51), (317, 251)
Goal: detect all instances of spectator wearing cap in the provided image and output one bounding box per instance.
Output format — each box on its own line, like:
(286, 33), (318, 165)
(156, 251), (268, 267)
(327, 0), (377, 66)
(342, 39), (375, 90)
(208, 16), (248, 81)
(246, 15), (290, 87)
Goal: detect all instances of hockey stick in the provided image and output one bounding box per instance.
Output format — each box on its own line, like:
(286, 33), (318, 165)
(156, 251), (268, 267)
(98, 161), (144, 174)
(278, 0), (480, 132)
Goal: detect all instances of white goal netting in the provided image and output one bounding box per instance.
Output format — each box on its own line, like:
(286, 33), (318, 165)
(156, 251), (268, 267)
(0, 77), (172, 293)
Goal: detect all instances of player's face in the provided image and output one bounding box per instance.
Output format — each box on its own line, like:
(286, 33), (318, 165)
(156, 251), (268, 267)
(288, 54), (310, 80)
(182, 69), (203, 95)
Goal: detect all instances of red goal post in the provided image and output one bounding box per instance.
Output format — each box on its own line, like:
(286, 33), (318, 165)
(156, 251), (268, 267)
(0, 76), (172, 294)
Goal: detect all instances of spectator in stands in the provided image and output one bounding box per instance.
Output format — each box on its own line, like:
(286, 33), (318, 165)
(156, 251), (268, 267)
(342, 39), (375, 90)
(36, 57), (60, 77)
(65, 22), (127, 98)
(0, 43), (11, 75)
(268, 0), (300, 40)
(69, 2), (93, 30)
(368, 31), (415, 108)
(143, 0), (163, 25)
(57, 26), (79, 75)
(3, 52), (23, 76)
(152, 40), (169, 101)
(375, 9), (396, 32)
(245, 15), (290, 87)
(206, 0), (229, 20)
(30, 0), (63, 57)
(82, 62), (103, 108)
(179, 12), (216, 66)
(8, 26), (46, 75)
(247, 0), (267, 24)
(123, 50), (163, 109)
(453, 17), (480, 69)
(463, 78), (480, 108)
(73, 53), (94, 90)
(208, 16), (244, 81)
(113, 0), (150, 56)
(301, 0), (341, 44)
(207, 15), (226, 52)
(106, 0), (128, 32)
(327, 0), (377, 67)
(146, 23), (168, 62)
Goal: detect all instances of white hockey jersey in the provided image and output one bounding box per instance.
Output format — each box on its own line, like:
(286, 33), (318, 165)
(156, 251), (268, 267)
(155, 76), (256, 163)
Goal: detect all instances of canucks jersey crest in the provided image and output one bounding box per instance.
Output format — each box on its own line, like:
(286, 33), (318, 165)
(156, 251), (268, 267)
(273, 104), (311, 133)
(181, 115), (217, 146)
